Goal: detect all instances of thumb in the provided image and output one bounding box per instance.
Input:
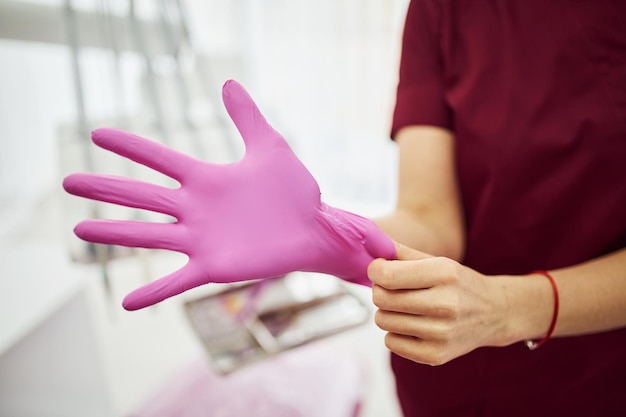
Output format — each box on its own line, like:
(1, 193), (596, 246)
(222, 79), (280, 153)
(394, 241), (433, 261)
(367, 242), (434, 289)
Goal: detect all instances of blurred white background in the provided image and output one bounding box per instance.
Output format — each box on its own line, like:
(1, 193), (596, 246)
(0, 0), (409, 416)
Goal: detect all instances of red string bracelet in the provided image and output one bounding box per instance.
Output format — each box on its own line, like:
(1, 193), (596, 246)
(525, 270), (559, 350)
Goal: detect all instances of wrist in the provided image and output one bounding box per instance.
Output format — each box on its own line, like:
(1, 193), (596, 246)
(493, 273), (557, 346)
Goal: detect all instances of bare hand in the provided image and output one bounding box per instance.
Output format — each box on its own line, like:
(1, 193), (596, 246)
(368, 243), (508, 365)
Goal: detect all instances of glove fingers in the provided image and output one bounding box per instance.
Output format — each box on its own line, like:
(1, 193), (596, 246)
(91, 128), (198, 182)
(63, 173), (179, 216)
(122, 263), (199, 310)
(221, 79), (281, 153)
(74, 219), (185, 252)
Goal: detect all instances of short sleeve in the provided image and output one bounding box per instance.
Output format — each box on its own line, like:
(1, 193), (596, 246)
(391, 0), (452, 138)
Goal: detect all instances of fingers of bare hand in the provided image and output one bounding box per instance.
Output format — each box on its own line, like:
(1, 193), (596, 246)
(374, 310), (453, 341)
(368, 256), (458, 290)
(372, 284), (461, 318)
(384, 333), (452, 366)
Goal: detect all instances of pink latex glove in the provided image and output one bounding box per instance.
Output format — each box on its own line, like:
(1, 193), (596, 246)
(63, 80), (396, 310)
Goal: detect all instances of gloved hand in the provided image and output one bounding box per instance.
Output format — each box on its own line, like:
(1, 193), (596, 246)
(63, 80), (396, 310)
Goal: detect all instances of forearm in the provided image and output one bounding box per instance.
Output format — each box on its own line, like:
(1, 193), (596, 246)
(375, 208), (464, 261)
(551, 247), (626, 336)
(377, 125), (465, 261)
(498, 247), (626, 345)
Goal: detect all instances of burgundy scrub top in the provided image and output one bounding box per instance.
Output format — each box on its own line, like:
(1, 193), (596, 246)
(391, 1), (626, 416)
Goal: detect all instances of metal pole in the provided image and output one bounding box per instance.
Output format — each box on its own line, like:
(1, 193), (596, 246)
(128, 0), (171, 145)
(157, 0), (204, 158)
(174, 0), (241, 160)
(64, 0), (113, 302)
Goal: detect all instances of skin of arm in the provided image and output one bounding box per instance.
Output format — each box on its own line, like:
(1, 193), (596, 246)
(370, 126), (626, 366)
(374, 125), (465, 260)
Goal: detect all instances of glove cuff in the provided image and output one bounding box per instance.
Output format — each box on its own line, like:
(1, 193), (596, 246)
(313, 203), (396, 286)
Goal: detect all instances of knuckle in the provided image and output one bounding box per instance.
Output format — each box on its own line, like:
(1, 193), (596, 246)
(439, 257), (461, 282)
(374, 309), (387, 329)
(383, 332), (396, 351)
(366, 260), (380, 282)
(427, 321), (451, 341)
(424, 287), (461, 319)
(372, 262), (395, 289)
(427, 353), (446, 367)
(435, 298), (461, 319)
(389, 337), (450, 367)
(423, 345), (450, 367)
(372, 285), (389, 308)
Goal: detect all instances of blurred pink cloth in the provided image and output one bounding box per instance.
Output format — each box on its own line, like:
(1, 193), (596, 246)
(129, 345), (365, 417)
